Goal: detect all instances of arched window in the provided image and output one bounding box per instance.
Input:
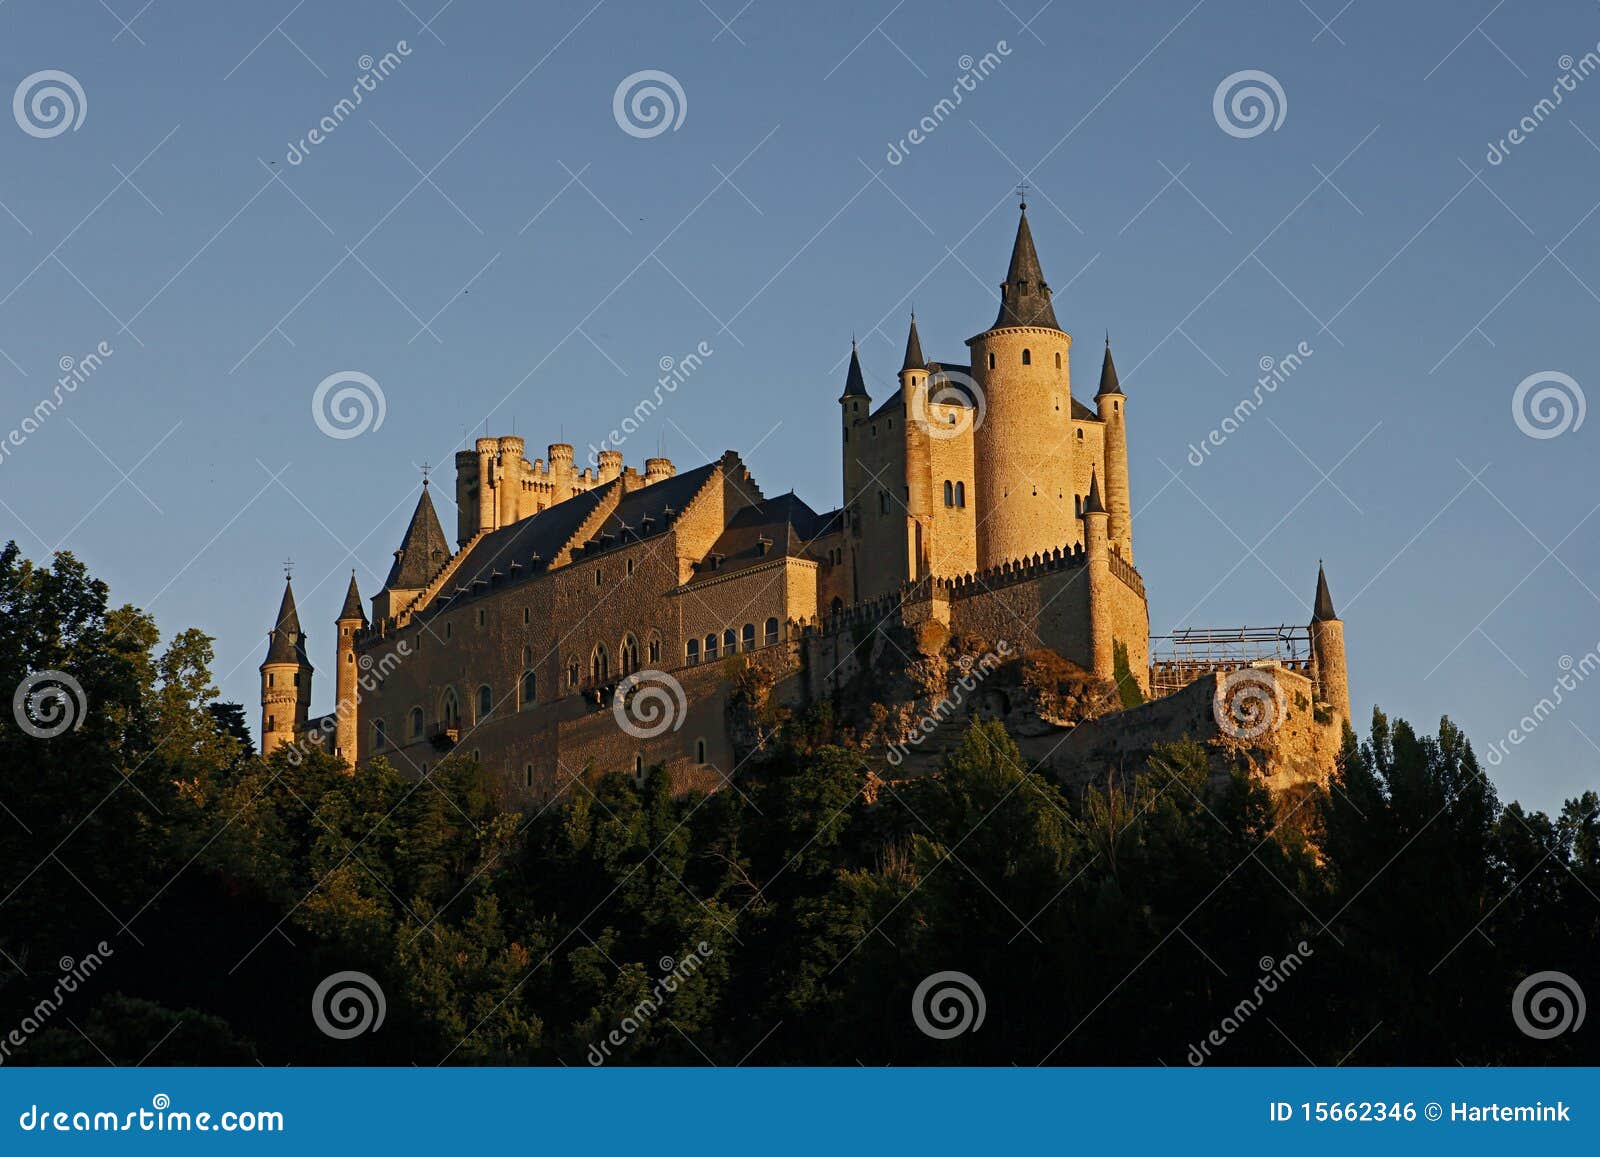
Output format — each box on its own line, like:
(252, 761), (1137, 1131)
(409, 706), (424, 738)
(687, 638), (700, 665)
(944, 480), (953, 506)
(267, 714), (275, 731)
(591, 643), (610, 683)
(476, 684), (493, 722)
(764, 616), (779, 646)
(988, 352), (995, 369)
(723, 628), (738, 655)
(524, 764), (534, 788)
(620, 633), (639, 675)
(634, 754), (644, 777)
(1055, 352), (1062, 369)
(374, 719), (387, 749)
(741, 623), (755, 652)
(1022, 348), (1031, 365)
(955, 481), (966, 508)
(567, 659), (579, 688)
(520, 670), (536, 710)
(648, 633), (661, 663)
(441, 688), (460, 728)
(704, 632), (718, 660)
(695, 738), (707, 765)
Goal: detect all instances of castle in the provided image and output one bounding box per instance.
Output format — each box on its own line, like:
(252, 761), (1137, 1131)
(260, 204), (1352, 794)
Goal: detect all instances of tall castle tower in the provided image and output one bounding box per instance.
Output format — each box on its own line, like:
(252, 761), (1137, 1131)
(899, 316), (933, 578)
(966, 203), (1076, 569)
(259, 575), (313, 757)
(1095, 337), (1133, 562)
(838, 340), (870, 600)
(1309, 563), (1351, 729)
(334, 571), (366, 768)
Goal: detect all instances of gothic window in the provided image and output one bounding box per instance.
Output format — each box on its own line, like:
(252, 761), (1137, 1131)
(374, 719), (387, 749)
(441, 688), (461, 728)
(620, 633), (639, 674)
(477, 684), (493, 721)
(648, 634), (661, 663)
(409, 707), (424, 738)
(764, 617), (779, 646)
(520, 670), (536, 709)
(705, 632), (718, 660)
(741, 623), (755, 652)
(723, 628), (738, 655)
(687, 638), (700, 664)
(591, 643), (610, 683)
(1022, 349), (1031, 365)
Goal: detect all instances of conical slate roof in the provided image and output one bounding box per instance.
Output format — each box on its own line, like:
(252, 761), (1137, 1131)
(385, 485), (452, 590)
(1083, 467), (1107, 515)
(841, 340), (869, 399)
(262, 577), (311, 668)
(1313, 562), (1338, 622)
(338, 571), (366, 622)
(900, 314), (925, 373)
(1097, 335), (1123, 396)
(992, 204), (1060, 331)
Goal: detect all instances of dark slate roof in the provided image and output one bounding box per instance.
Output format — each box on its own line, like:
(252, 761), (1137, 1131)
(841, 341), (869, 398)
(262, 578), (311, 668)
(867, 386), (903, 423)
(900, 315), (925, 373)
(1072, 397), (1097, 420)
(1313, 563), (1338, 622)
(992, 204), (1061, 331)
(927, 362), (978, 407)
(1097, 336), (1123, 396)
(685, 492), (832, 587)
(338, 571), (366, 622)
(1082, 468), (1107, 515)
(433, 460), (724, 608)
(385, 485), (452, 590)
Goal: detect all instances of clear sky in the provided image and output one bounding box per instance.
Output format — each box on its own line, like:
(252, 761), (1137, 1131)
(1, 0), (1596, 812)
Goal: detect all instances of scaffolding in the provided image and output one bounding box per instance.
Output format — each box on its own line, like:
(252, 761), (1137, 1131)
(1148, 625), (1314, 700)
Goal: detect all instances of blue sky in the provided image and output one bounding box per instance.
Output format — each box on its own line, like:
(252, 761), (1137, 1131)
(1, 0), (1596, 811)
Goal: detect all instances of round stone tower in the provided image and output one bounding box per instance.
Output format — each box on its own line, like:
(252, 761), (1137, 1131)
(497, 436), (525, 525)
(334, 571), (365, 770)
(259, 575), (313, 758)
(644, 457), (675, 485)
(966, 203), (1075, 570)
(1309, 563), (1351, 729)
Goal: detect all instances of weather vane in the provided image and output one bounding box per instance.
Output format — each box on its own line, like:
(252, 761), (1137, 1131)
(1015, 181), (1030, 209)
(417, 459), (432, 487)
(282, 557), (294, 581)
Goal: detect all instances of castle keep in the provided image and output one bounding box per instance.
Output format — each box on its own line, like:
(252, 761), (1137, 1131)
(260, 204), (1352, 793)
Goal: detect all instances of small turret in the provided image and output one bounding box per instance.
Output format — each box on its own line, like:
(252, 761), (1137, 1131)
(1080, 468), (1114, 683)
(1095, 335), (1133, 563)
(1309, 562), (1351, 729)
(900, 315), (934, 579)
(644, 457), (675, 485)
(260, 575), (313, 758)
(597, 449), (623, 483)
(334, 571), (365, 770)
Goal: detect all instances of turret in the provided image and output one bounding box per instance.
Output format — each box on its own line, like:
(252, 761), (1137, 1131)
(597, 449), (623, 483)
(333, 571), (365, 770)
(372, 482), (452, 622)
(497, 436), (525, 526)
(475, 437), (499, 536)
(899, 315), (934, 578)
(644, 457), (675, 485)
(548, 443), (576, 503)
(1309, 563), (1351, 729)
(838, 340), (870, 514)
(966, 202), (1075, 570)
(259, 576), (313, 758)
(1095, 336), (1133, 563)
(1081, 468), (1114, 683)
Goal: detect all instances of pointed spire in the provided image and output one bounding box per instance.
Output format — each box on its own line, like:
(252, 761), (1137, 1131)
(1083, 467), (1107, 515)
(992, 201), (1061, 331)
(840, 338), (869, 399)
(1097, 333), (1123, 396)
(263, 576), (311, 667)
(1312, 561), (1338, 622)
(338, 570), (366, 622)
(385, 485), (452, 590)
(900, 313), (925, 374)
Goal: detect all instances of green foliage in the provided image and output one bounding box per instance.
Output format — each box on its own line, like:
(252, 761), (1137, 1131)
(1111, 639), (1144, 709)
(2, 542), (1597, 1067)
